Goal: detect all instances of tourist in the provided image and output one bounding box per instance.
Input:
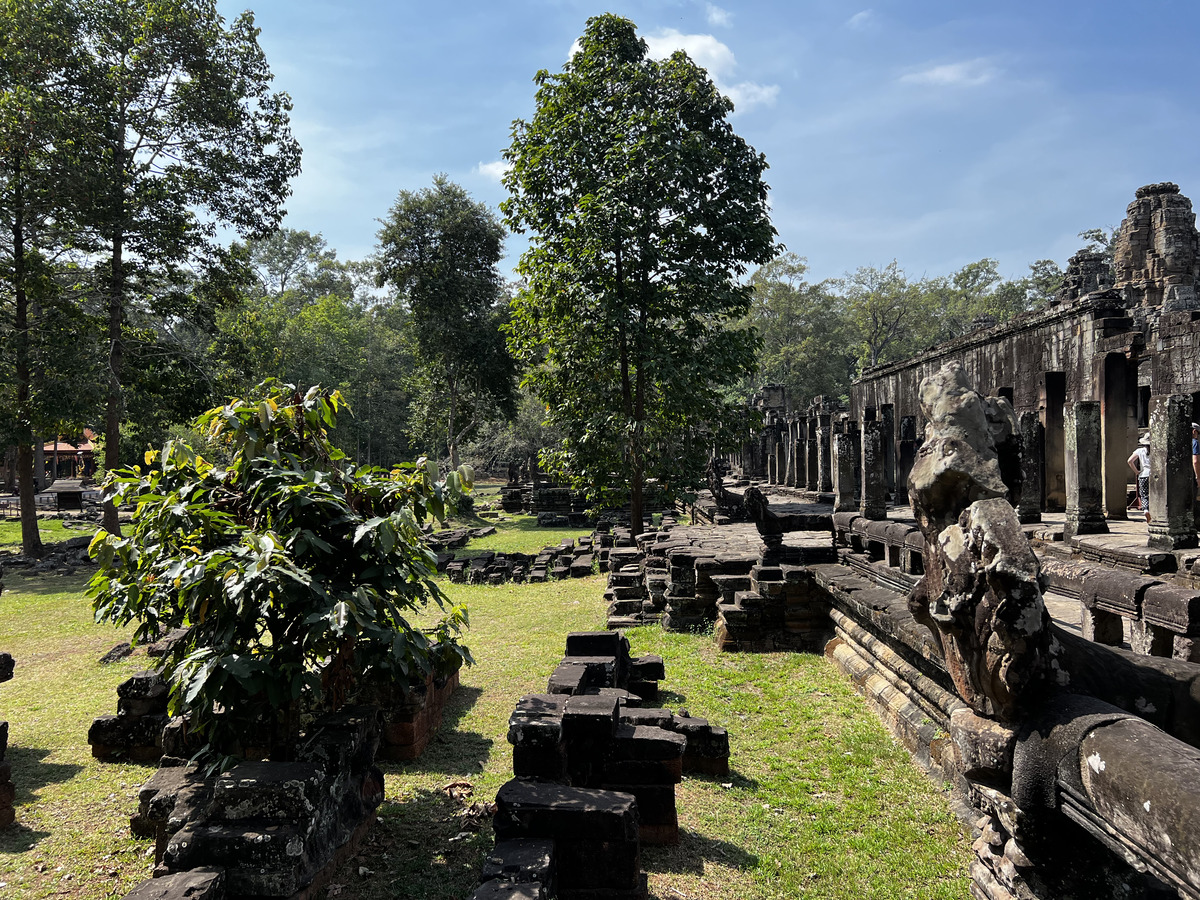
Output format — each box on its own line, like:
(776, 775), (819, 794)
(1128, 434), (1151, 524)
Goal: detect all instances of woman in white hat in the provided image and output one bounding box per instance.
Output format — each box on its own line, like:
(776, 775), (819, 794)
(1128, 433), (1151, 524)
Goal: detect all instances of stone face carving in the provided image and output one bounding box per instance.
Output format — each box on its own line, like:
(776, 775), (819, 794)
(1112, 181), (1200, 310)
(908, 362), (1054, 722)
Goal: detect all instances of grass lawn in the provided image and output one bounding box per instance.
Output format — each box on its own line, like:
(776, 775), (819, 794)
(0, 519), (970, 900)
(0, 520), (77, 550)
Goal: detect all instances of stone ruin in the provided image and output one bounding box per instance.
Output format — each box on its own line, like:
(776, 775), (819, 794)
(470, 631), (730, 899)
(1114, 182), (1200, 311)
(679, 359), (1200, 898)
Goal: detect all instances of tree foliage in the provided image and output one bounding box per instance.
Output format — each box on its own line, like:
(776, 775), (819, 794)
(76, 0), (301, 532)
(502, 14), (776, 528)
(744, 253), (853, 404)
(89, 383), (473, 761)
(376, 177), (517, 470)
(0, 0), (101, 554)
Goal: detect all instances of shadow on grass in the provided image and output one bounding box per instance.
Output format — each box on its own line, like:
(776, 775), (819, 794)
(7, 745), (85, 796)
(1, 572), (93, 596)
(0, 746), (88, 852)
(336, 785), (495, 900)
(382, 685), (494, 777)
(0, 819), (50, 853)
(657, 689), (688, 708)
(643, 826), (759, 875)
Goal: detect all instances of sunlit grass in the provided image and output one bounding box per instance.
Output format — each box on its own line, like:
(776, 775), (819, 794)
(0, 520), (77, 550)
(0, 513), (971, 900)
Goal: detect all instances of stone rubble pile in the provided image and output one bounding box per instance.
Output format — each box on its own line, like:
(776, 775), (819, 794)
(0, 534), (93, 578)
(123, 707), (384, 899)
(443, 538), (596, 585)
(89, 669), (171, 762)
(470, 631), (730, 899)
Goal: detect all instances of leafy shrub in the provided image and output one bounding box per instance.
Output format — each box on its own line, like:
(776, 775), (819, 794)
(90, 383), (473, 760)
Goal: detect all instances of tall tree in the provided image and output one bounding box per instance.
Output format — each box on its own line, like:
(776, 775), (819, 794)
(745, 253), (852, 404)
(80, 0), (301, 532)
(502, 14), (776, 530)
(376, 176), (516, 470)
(839, 260), (928, 372)
(0, 0), (97, 555)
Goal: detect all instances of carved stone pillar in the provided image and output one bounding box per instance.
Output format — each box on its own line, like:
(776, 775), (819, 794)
(860, 418), (886, 520)
(833, 425), (858, 513)
(897, 415), (917, 508)
(1017, 411), (1043, 524)
(817, 415), (833, 493)
(806, 416), (819, 491)
(881, 404), (896, 497)
(1148, 394), (1198, 550)
(1064, 401), (1108, 540)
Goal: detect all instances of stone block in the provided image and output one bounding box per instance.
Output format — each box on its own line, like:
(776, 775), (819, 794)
(1142, 584), (1200, 635)
(122, 868), (225, 900)
(210, 761), (323, 822)
(88, 713), (168, 761)
(492, 779), (641, 894)
(562, 694), (619, 744)
(566, 632), (626, 659)
(480, 838), (556, 889)
(629, 655), (665, 682)
(1079, 570), (1157, 617)
(547, 663), (588, 696)
(469, 880), (548, 900)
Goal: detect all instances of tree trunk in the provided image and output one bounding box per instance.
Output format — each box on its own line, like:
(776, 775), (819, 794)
(447, 377), (460, 471)
(102, 131), (126, 535)
(11, 155), (43, 558)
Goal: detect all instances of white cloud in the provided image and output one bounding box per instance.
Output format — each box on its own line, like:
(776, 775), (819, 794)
(644, 28), (779, 113)
(644, 29), (736, 78)
(725, 81), (781, 110)
(900, 59), (998, 88)
(476, 159), (510, 182)
(846, 10), (873, 29)
(705, 3), (732, 27)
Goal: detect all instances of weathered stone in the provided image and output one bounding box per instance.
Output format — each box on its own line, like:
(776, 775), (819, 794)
(860, 419), (886, 520)
(122, 868), (224, 900)
(1063, 401), (1108, 540)
(480, 838), (556, 890)
(1147, 394), (1197, 550)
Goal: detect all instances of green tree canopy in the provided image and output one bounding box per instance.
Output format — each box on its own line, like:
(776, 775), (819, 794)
(502, 14), (776, 528)
(745, 253), (853, 405)
(376, 176), (517, 470)
(0, 0), (102, 554)
(76, 0), (302, 532)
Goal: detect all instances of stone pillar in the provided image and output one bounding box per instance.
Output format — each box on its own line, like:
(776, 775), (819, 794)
(1017, 411), (1043, 524)
(777, 424), (787, 487)
(897, 415), (917, 509)
(1064, 402), (1108, 541)
(881, 404), (896, 497)
(832, 426), (858, 513)
(860, 419), (886, 519)
(794, 421), (807, 490)
(783, 420), (796, 487)
(766, 427), (777, 484)
(1081, 607), (1124, 646)
(817, 415), (833, 492)
(1148, 394), (1198, 550)
(806, 416), (819, 491)
(1101, 353), (1130, 520)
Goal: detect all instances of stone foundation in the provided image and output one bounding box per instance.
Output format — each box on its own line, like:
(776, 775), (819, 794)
(122, 707), (384, 899)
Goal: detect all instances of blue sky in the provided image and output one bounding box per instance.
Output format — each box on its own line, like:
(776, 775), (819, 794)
(215, 0), (1200, 284)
